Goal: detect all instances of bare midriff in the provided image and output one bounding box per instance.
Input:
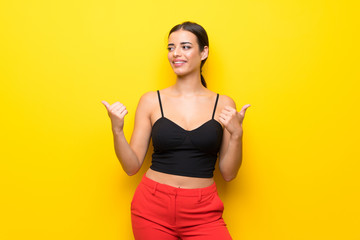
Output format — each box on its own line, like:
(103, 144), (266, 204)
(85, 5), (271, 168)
(146, 168), (214, 189)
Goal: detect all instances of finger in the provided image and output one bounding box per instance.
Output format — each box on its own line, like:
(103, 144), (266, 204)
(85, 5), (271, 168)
(119, 106), (128, 116)
(101, 100), (111, 110)
(224, 106), (236, 112)
(112, 105), (126, 113)
(119, 109), (128, 118)
(221, 109), (237, 118)
(111, 107), (127, 118)
(220, 111), (230, 118)
(109, 102), (124, 111)
(221, 107), (234, 114)
(219, 113), (229, 123)
(223, 106), (237, 115)
(221, 109), (232, 116)
(218, 116), (225, 125)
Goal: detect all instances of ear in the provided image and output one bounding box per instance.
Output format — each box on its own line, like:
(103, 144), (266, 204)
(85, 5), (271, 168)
(201, 46), (209, 60)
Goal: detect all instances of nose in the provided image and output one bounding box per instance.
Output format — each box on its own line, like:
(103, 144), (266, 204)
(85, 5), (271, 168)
(173, 46), (181, 57)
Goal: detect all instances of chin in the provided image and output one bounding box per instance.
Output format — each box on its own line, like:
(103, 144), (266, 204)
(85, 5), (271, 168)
(172, 69), (187, 76)
(173, 66), (194, 76)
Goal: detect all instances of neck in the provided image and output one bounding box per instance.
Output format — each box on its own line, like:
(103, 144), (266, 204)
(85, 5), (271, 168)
(172, 71), (205, 96)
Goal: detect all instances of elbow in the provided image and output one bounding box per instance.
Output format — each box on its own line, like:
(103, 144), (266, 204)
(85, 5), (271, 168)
(223, 173), (237, 182)
(123, 164), (141, 176)
(124, 166), (141, 176)
(220, 168), (238, 182)
(126, 170), (137, 176)
(219, 163), (240, 182)
(219, 158), (242, 182)
(125, 168), (141, 176)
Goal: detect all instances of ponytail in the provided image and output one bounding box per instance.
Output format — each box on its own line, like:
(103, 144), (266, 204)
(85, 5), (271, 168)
(200, 72), (207, 88)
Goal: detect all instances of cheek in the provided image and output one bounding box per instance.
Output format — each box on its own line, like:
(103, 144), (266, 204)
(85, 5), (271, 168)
(168, 53), (173, 63)
(186, 52), (202, 66)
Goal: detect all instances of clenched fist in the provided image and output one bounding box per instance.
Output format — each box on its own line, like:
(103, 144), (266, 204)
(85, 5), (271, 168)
(102, 100), (128, 132)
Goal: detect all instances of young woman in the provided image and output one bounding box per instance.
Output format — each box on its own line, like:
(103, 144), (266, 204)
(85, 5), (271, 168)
(102, 21), (250, 240)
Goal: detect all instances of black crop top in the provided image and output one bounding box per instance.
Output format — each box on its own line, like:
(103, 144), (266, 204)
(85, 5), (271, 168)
(150, 90), (223, 178)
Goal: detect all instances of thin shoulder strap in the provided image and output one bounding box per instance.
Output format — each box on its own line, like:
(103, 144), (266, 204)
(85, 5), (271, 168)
(157, 90), (164, 117)
(212, 94), (219, 119)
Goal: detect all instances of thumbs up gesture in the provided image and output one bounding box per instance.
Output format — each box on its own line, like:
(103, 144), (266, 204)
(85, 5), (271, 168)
(101, 101), (128, 132)
(219, 104), (251, 136)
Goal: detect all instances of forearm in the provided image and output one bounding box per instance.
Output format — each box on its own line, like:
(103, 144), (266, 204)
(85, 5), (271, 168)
(219, 130), (243, 181)
(112, 129), (141, 176)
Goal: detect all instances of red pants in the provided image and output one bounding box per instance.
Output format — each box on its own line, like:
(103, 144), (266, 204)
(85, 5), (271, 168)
(131, 174), (232, 240)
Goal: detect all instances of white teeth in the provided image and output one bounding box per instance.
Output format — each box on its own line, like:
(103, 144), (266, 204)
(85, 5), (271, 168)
(174, 61), (185, 64)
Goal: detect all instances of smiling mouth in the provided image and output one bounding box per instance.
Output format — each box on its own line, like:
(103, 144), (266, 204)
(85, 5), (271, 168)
(173, 61), (187, 67)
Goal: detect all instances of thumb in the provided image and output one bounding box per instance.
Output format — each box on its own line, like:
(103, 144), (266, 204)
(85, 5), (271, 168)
(101, 100), (111, 110)
(239, 104), (251, 115)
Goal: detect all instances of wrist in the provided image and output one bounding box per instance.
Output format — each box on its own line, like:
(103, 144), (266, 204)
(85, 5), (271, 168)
(230, 129), (243, 141)
(112, 127), (124, 135)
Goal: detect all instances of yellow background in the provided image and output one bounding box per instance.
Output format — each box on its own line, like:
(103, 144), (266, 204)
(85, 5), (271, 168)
(1, 0), (359, 239)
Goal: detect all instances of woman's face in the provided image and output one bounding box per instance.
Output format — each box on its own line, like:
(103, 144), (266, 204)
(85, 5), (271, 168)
(167, 29), (208, 77)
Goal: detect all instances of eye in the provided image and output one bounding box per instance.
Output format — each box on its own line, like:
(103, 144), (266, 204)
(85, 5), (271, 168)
(167, 47), (174, 51)
(182, 45), (191, 50)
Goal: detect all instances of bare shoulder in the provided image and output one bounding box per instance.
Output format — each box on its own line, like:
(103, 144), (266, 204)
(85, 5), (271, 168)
(136, 91), (158, 114)
(139, 91), (157, 104)
(219, 94), (236, 109)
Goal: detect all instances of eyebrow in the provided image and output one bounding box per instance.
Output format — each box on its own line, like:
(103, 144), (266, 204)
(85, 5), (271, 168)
(168, 42), (193, 46)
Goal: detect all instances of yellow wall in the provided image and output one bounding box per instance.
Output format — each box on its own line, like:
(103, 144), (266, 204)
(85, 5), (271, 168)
(1, 0), (359, 239)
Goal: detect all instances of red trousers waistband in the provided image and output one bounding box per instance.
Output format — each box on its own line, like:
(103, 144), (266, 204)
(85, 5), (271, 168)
(141, 173), (218, 197)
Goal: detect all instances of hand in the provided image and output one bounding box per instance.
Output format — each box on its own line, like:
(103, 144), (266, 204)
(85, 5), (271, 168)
(101, 100), (128, 132)
(219, 104), (251, 136)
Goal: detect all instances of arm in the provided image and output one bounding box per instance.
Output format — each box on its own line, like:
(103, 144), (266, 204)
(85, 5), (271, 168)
(218, 96), (251, 182)
(102, 92), (154, 176)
